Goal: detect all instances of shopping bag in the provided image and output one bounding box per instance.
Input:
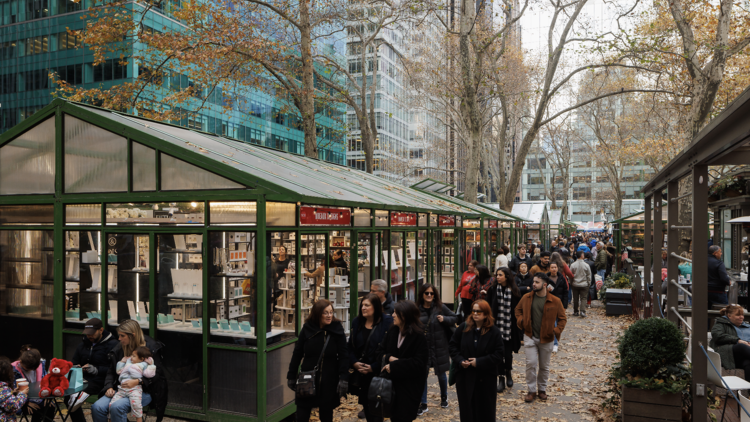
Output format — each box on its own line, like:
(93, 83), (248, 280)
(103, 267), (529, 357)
(448, 360), (457, 386)
(68, 367), (84, 390)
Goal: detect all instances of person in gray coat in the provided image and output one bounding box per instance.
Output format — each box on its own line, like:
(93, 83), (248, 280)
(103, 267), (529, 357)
(416, 283), (457, 415)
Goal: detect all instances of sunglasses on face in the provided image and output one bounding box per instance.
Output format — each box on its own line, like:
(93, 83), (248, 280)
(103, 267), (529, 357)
(424, 291), (434, 296)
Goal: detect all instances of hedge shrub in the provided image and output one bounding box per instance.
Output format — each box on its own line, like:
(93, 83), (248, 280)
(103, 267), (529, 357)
(617, 317), (685, 376)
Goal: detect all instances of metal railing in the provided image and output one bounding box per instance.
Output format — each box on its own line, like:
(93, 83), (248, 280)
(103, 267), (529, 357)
(671, 252), (692, 263)
(670, 306), (692, 331)
(670, 279), (692, 297)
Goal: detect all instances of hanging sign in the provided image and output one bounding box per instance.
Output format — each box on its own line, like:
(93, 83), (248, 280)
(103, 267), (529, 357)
(439, 216), (455, 227)
(300, 207), (351, 226)
(489, 220), (498, 228)
(390, 212), (417, 226)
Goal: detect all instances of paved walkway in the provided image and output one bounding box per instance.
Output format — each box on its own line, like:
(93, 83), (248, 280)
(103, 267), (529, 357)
(333, 302), (632, 422)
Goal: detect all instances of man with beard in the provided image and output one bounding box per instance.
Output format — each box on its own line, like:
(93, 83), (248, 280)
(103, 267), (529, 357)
(514, 273), (566, 403)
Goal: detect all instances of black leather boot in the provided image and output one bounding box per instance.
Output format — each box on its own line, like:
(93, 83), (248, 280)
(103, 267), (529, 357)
(497, 375), (506, 393)
(506, 370), (514, 387)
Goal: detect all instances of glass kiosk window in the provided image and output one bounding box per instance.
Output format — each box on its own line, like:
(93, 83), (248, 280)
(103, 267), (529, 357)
(106, 234), (150, 333)
(156, 233), (204, 408)
(269, 231), (297, 341)
(389, 232), (405, 301)
(329, 231), (351, 334)
(63, 231), (103, 329)
(208, 231), (259, 345)
(301, 234), (324, 320)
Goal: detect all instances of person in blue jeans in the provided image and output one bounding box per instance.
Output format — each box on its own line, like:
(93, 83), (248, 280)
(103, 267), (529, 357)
(91, 320), (165, 422)
(416, 283), (457, 416)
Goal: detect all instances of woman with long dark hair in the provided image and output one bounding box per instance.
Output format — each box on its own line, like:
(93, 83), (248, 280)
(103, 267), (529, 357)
(486, 267), (522, 392)
(347, 294), (393, 422)
(287, 300), (349, 422)
(373, 301), (428, 422)
(416, 284), (457, 415)
(449, 300), (503, 421)
(469, 265), (494, 301)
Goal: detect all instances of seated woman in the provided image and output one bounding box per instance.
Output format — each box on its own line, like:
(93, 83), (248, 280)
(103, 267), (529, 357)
(90, 320), (167, 422)
(710, 304), (750, 382)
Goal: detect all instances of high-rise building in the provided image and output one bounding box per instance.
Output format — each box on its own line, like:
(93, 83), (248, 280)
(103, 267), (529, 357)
(0, 2), (346, 163)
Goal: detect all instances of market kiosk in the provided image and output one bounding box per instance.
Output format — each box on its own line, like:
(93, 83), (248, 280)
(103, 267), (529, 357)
(511, 202), (550, 250)
(0, 99), (486, 422)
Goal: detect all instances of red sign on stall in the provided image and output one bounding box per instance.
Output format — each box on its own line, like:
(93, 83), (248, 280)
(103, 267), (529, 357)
(489, 220), (498, 228)
(299, 207), (351, 226)
(390, 212), (417, 226)
(439, 215), (456, 227)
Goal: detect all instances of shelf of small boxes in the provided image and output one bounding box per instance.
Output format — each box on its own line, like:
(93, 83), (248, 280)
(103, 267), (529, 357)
(321, 271), (351, 333)
(273, 270), (316, 332)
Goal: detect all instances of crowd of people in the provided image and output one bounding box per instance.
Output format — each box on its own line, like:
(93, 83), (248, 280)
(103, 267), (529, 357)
(0, 232), (615, 422)
(284, 232), (615, 422)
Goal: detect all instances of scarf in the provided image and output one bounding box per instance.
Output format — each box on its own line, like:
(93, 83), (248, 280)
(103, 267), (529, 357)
(495, 284), (512, 341)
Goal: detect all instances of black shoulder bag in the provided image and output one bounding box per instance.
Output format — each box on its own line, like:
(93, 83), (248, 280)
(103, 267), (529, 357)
(295, 335), (330, 399)
(368, 356), (393, 418)
(350, 323), (378, 390)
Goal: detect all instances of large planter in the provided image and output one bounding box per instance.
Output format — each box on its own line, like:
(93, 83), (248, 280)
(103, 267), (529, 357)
(723, 189), (743, 198)
(621, 386), (682, 421)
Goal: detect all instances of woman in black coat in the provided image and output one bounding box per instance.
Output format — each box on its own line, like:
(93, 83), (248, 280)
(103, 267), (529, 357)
(287, 299), (349, 422)
(515, 262), (533, 295)
(486, 267), (522, 393)
(449, 299), (504, 422)
(373, 300), (428, 422)
(416, 284), (457, 413)
(347, 294), (393, 422)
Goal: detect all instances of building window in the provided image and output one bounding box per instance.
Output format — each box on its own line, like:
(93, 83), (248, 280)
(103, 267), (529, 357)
(93, 58), (127, 82)
(57, 0), (82, 13)
(0, 41), (17, 60)
(54, 63), (83, 85)
(24, 36), (48, 56)
(58, 31), (82, 50)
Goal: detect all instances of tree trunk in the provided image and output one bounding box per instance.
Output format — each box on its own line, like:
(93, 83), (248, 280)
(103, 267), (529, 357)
(299, 0), (317, 159)
(458, 0), (481, 204)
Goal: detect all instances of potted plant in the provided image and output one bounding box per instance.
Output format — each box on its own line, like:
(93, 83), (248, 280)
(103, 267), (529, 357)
(599, 272), (633, 304)
(603, 318), (691, 421)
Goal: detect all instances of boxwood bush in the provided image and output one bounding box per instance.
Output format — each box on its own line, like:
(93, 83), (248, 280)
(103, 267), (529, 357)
(617, 317), (685, 376)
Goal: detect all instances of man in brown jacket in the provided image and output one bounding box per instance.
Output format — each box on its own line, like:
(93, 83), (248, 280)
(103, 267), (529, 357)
(515, 272), (567, 403)
(529, 251), (551, 276)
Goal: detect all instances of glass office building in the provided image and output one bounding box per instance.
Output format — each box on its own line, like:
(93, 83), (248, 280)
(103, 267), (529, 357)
(0, 0), (346, 164)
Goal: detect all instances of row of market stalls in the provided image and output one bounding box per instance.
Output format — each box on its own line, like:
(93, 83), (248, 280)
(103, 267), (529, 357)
(0, 100), (528, 422)
(636, 85), (750, 420)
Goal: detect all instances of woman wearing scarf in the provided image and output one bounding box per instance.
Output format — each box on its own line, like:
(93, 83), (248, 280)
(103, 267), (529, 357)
(486, 267), (522, 393)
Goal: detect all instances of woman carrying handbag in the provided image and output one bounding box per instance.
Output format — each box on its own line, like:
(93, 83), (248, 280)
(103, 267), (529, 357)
(286, 299), (349, 422)
(347, 294), (393, 422)
(449, 299), (504, 422)
(371, 301), (428, 422)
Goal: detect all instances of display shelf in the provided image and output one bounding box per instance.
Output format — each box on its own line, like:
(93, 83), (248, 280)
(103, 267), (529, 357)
(161, 249), (202, 254)
(120, 269), (150, 274)
(5, 258), (42, 263)
(210, 294), (253, 301)
(167, 296), (203, 302)
(279, 287), (310, 291)
(108, 318), (148, 328)
(213, 273), (255, 278)
(329, 284), (349, 288)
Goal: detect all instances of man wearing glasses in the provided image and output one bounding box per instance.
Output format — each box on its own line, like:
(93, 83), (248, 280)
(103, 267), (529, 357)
(514, 273), (567, 403)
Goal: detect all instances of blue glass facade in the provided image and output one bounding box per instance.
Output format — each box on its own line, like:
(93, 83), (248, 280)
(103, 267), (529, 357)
(0, 1), (346, 164)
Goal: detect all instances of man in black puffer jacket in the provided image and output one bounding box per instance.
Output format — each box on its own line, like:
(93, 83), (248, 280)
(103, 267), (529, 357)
(66, 318), (119, 422)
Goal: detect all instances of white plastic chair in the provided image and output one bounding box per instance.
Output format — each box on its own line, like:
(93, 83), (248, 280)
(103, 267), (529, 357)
(707, 350), (750, 422)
